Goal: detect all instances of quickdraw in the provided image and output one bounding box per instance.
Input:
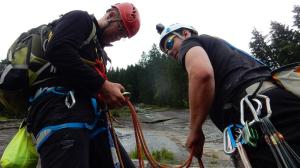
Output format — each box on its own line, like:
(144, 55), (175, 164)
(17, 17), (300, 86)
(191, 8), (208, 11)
(224, 93), (300, 168)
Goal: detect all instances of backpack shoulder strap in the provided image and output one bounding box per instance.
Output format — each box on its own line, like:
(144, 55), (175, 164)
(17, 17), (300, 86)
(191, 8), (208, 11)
(80, 22), (96, 48)
(271, 62), (300, 75)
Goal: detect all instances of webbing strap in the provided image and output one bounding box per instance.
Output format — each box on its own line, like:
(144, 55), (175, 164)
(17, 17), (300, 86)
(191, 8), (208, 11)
(33, 87), (104, 151)
(35, 97), (103, 150)
(80, 22), (96, 48)
(0, 64), (13, 84)
(29, 87), (66, 103)
(35, 62), (51, 76)
(36, 122), (94, 150)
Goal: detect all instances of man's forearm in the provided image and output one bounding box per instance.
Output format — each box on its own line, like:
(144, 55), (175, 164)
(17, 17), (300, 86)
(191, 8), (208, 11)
(189, 73), (214, 134)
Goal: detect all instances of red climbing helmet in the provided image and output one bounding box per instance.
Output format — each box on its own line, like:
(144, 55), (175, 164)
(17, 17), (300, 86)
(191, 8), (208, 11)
(112, 2), (140, 38)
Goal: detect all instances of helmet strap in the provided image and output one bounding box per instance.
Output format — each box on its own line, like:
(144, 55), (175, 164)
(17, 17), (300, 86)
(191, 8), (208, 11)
(101, 18), (120, 35)
(101, 8), (121, 31)
(173, 32), (185, 40)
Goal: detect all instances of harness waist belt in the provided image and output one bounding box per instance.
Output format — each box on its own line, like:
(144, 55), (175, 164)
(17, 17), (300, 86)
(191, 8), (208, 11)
(245, 81), (277, 95)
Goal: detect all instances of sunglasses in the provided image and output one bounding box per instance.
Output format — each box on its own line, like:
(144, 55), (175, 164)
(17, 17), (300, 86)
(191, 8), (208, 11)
(164, 35), (176, 53)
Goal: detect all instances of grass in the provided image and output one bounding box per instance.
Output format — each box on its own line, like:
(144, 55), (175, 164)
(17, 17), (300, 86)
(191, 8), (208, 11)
(110, 106), (131, 118)
(209, 153), (219, 165)
(0, 115), (8, 121)
(129, 147), (175, 163)
(211, 153), (219, 159)
(151, 148), (174, 162)
(210, 160), (218, 164)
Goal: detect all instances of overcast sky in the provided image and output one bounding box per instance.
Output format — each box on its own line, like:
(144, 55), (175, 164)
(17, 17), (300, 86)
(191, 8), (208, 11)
(0, 0), (298, 68)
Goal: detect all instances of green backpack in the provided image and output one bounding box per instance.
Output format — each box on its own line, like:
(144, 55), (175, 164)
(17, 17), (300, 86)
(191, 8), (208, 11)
(0, 18), (97, 116)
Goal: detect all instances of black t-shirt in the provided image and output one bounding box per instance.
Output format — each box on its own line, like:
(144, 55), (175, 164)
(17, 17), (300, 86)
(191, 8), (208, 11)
(178, 34), (271, 130)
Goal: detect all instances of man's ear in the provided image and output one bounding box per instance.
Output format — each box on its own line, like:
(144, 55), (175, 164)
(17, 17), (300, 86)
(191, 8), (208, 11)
(107, 11), (116, 20)
(183, 30), (191, 37)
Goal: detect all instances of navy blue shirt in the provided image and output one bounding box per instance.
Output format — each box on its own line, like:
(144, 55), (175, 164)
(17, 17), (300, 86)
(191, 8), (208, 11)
(28, 10), (110, 133)
(44, 10), (107, 97)
(178, 35), (271, 130)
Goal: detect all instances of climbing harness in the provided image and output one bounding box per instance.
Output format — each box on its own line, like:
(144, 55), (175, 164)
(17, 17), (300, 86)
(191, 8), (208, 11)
(32, 87), (107, 150)
(30, 87), (76, 109)
(122, 93), (204, 168)
(29, 87), (124, 168)
(223, 93), (300, 168)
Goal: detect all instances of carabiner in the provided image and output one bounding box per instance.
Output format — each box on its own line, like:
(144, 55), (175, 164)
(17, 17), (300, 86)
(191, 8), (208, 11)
(65, 91), (76, 109)
(244, 95), (260, 123)
(223, 124), (244, 155)
(253, 98), (262, 117)
(256, 94), (272, 118)
(122, 91), (131, 97)
(223, 126), (236, 154)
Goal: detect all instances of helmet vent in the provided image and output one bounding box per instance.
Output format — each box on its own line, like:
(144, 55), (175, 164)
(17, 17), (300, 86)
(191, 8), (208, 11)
(126, 6), (136, 22)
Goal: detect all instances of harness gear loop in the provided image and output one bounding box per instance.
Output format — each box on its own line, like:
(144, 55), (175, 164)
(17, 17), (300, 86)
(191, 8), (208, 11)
(237, 94), (300, 168)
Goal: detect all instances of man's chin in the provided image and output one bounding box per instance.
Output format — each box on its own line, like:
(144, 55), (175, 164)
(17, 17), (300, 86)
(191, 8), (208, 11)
(102, 39), (114, 46)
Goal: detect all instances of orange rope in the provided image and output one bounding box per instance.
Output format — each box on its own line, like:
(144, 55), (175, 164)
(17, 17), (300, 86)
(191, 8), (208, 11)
(125, 97), (205, 168)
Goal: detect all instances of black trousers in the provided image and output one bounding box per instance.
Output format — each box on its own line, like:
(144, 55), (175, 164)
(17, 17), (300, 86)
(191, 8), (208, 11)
(231, 87), (300, 168)
(38, 128), (134, 168)
(27, 91), (135, 168)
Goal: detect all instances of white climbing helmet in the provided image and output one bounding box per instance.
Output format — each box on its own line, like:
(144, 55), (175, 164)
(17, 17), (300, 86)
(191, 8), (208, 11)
(156, 23), (198, 52)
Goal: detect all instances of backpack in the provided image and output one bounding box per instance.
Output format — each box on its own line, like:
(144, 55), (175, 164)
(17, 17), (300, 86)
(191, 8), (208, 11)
(0, 17), (98, 116)
(272, 62), (300, 98)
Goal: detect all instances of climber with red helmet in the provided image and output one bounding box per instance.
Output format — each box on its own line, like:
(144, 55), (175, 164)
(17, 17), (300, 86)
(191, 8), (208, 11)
(26, 2), (140, 168)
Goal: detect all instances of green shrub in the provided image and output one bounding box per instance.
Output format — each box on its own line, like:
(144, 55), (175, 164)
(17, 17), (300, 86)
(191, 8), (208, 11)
(129, 148), (174, 163)
(110, 106), (131, 118)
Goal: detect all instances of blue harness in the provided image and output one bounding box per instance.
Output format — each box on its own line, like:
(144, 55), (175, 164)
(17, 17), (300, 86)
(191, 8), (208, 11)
(30, 87), (105, 149)
(30, 87), (121, 167)
(30, 87), (118, 155)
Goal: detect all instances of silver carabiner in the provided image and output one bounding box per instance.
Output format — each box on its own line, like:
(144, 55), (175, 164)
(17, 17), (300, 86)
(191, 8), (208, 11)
(65, 91), (76, 109)
(253, 98), (262, 117)
(240, 97), (246, 125)
(240, 95), (261, 126)
(223, 127), (236, 154)
(256, 94), (272, 118)
(244, 95), (260, 123)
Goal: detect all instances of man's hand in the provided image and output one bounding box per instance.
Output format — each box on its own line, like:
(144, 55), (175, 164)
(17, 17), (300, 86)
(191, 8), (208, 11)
(185, 129), (205, 159)
(100, 80), (126, 108)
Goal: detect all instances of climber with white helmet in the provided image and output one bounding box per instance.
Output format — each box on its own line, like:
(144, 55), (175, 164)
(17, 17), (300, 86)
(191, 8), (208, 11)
(156, 23), (300, 167)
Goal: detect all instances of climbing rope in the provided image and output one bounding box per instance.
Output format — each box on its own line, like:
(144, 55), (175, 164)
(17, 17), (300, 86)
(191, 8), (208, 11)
(122, 95), (205, 168)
